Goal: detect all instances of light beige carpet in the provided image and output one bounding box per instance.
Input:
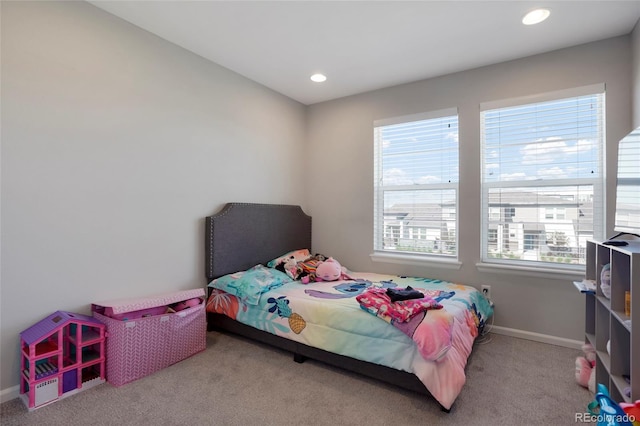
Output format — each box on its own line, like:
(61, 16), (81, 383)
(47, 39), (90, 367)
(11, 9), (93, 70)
(1, 331), (593, 425)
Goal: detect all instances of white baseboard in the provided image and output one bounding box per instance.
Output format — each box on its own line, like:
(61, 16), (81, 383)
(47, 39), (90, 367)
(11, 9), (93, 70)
(1, 385), (20, 404)
(489, 325), (583, 349)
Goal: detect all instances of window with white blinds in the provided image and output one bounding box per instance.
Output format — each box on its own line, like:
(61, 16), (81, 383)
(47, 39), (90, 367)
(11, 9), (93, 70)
(374, 109), (459, 257)
(480, 85), (605, 267)
(614, 127), (640, 234)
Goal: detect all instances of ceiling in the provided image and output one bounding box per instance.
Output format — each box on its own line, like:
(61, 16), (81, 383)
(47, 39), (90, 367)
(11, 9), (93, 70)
(89, 1), (640, 106)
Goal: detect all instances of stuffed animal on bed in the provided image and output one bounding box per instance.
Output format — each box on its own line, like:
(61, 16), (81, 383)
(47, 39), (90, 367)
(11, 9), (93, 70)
(275, 256), (303, 279)
(314, 257), (342, 282)
(297, 254), (323, 281)
(575, 342), (596, 393)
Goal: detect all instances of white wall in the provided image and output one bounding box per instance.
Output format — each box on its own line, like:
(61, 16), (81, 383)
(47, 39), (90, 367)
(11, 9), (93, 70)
(0, 1), (306, 391)
(306, 36), (632, 342)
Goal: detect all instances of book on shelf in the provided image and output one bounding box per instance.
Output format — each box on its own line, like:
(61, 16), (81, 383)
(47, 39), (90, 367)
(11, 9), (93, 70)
(573, 279), (596, 294)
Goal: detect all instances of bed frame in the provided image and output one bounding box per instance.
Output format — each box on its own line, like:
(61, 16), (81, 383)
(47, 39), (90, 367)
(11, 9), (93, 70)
(205, 203), (442, 407)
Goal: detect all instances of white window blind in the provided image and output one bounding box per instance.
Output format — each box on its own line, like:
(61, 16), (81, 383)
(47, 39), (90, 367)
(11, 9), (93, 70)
(614, 127), (640, 234)
(480, 87), (605, 267)
(374, 109), (459, 257)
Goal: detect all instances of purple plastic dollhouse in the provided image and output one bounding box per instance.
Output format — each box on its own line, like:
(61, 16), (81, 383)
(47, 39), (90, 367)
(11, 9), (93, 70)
(19, 311), (106, 411)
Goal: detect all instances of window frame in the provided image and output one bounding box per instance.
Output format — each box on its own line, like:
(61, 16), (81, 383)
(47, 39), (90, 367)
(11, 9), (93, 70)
(373, 107), (460, 262)
(479, 84), (605, 271)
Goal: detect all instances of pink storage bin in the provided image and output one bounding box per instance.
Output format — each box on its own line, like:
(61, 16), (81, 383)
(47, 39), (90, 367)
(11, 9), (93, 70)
(92, 288), (206, 387)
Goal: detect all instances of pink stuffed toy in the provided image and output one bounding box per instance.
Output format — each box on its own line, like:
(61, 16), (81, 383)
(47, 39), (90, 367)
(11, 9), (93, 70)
(173, 297), (201, 312)
(315, 257), (342, 282)
(575, 343), (596, 393)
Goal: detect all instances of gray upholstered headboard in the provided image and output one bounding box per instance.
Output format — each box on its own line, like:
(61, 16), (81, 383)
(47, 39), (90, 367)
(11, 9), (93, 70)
(205, 203), (312, 282)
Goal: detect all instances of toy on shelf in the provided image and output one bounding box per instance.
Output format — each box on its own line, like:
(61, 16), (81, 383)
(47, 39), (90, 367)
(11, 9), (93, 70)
(600, 263), (612, 299)
(19, 311), (106, 411)
(576, 343), (596, 393)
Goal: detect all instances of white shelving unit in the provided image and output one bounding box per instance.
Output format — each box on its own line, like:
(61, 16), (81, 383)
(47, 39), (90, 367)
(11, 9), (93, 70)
(584, 239), (638, 403)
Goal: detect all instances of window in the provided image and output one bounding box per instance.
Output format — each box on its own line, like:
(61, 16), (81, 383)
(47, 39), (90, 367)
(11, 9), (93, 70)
(544, 208), (566, 220)
(523, 233), (539, 251)
(374, 108), (459, 257)
(614, 127), (640, 234)
(481, 85), (604, 267)
(410, 227), (428, 239)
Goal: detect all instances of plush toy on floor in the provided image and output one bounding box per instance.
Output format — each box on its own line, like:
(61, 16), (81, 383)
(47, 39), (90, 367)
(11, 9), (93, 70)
(576, 343), (596, 393)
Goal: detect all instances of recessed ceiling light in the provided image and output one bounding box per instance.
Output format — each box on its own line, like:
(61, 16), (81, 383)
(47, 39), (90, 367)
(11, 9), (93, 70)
(310, 73), (327, 83)
(522, 8), (550, 25)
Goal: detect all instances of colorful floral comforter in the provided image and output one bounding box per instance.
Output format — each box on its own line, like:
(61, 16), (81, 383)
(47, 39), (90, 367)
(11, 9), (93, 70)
(206, 272), (493, 409)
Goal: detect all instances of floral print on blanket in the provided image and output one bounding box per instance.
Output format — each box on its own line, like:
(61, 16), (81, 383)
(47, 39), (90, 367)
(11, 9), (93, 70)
(206, 288), (239, 318)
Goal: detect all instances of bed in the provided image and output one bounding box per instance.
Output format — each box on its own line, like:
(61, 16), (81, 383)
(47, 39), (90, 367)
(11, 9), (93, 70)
(204, 202), (493, 411)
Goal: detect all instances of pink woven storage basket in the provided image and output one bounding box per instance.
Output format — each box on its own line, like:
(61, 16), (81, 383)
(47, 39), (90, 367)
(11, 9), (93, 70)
(92, 289), (206, 386)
